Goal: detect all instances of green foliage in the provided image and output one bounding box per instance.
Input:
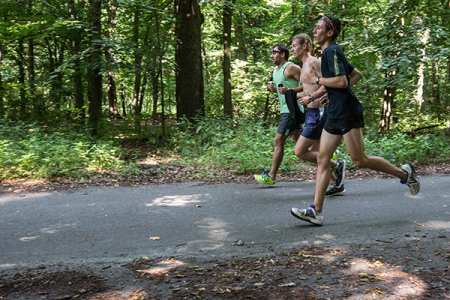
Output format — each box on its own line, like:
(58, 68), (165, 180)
(0, 123), (136, 180)
(334, 131), (450, 168)
(172, 118), (450, 174)
(0, 0), (448, 138)
(369, 132), (450, 163)
(172, 117), (281, 173)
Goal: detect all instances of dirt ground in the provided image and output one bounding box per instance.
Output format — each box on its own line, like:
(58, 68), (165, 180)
(1, 161), (449, 194)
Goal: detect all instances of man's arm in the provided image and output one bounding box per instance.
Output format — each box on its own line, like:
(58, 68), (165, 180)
(349, 68), (362, 85)
(317, 46), (349, 89)
(279, 64), (303, 93)
(299, 85), (327, 105)
(286, 63), (301, 81)
(318, 75), (348, 89)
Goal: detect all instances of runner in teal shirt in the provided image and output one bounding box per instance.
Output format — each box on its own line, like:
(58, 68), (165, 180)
(255, 44), (303, 185)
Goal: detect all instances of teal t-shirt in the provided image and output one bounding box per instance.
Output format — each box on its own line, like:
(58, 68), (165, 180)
(272, 62), (301, 114)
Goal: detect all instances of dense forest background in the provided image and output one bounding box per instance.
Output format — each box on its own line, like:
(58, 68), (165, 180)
(0, 0), (449, 180)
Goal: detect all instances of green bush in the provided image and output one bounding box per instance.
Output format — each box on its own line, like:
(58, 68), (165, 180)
(2, 119), (448, 180)
(172, 117), (306, 174)
(172, 118), (450, 173)
(0, 123), (136, 179)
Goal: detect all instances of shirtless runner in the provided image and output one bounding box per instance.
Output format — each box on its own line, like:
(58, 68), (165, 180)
(290, 33), (345, 193)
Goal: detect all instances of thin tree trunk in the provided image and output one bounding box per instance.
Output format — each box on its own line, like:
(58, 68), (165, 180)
(46, 38), (56, 108)
(151, 68), (159, 117)
(415, 29), (427, 109)
(120, 87), (127, 117)
(73, 36), (84, 119)
(379, 71), (396, 133)
(223, 0), (233, 117)
(69, 0), (85, 120)
(26, 0), (38, 117)
(0, 43), (4, 118)
(431, 61), (440, 108)
(87, 0), (103, 135)
(442, 0), (450, 105)
(105, 0), (119, 117)
(139, 68), (148, 114)
(56, 42), (65, 111)
(46, 39), (64, 111)
(160, 52), (166, 138)
(28, 38), (37, 113)
(175, 0), (204, 120)
(138, 23), (151, 116)
(132, 5), (143, 130)
(152, 10), (161, 118)
(17, 39), (27, 118)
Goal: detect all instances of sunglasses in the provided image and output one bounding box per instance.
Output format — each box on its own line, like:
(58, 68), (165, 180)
(272, 49), (281, 54)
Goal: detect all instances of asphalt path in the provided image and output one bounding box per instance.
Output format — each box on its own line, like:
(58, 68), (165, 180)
(1, 176), (449, 269)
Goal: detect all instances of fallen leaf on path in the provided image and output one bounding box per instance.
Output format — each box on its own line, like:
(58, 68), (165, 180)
(278, 282), (296, 287)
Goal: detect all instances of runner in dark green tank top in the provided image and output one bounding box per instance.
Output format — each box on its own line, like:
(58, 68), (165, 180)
(254, 44), (303, 185)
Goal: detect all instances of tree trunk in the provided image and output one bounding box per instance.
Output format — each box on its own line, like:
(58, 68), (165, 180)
(87, 0), (103, 135)
(151, 68), (159, 117)
(160, 54), (166, 138)
(379, 71), (396, 133)
(46, 39), (64, 112)
(442, 0), (450, 106)
(120, 87), (127, 117)
(175, 0), (204, 121)
(46, 38), (56, 107)
(17, 39), (27, 118)
(56, 42), (65, 111)
(26, 0), (38, 117)
(152, 10), (161, 118)
(223, 0), (233, 117)
(138, 22), (151, 116)
(132, 5), (143, 129)
(105, 0), (119, 117)
(139, 68), (148, 114)
(28, 38), (37, 111)
(0, 43), (4, 118)
(431, 61), (440, 108)
(73, 36), (84, 119)
(69, 0), (85, 120)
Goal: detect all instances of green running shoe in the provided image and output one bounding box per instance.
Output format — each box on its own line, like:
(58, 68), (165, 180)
(254, 171), (274, 185)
